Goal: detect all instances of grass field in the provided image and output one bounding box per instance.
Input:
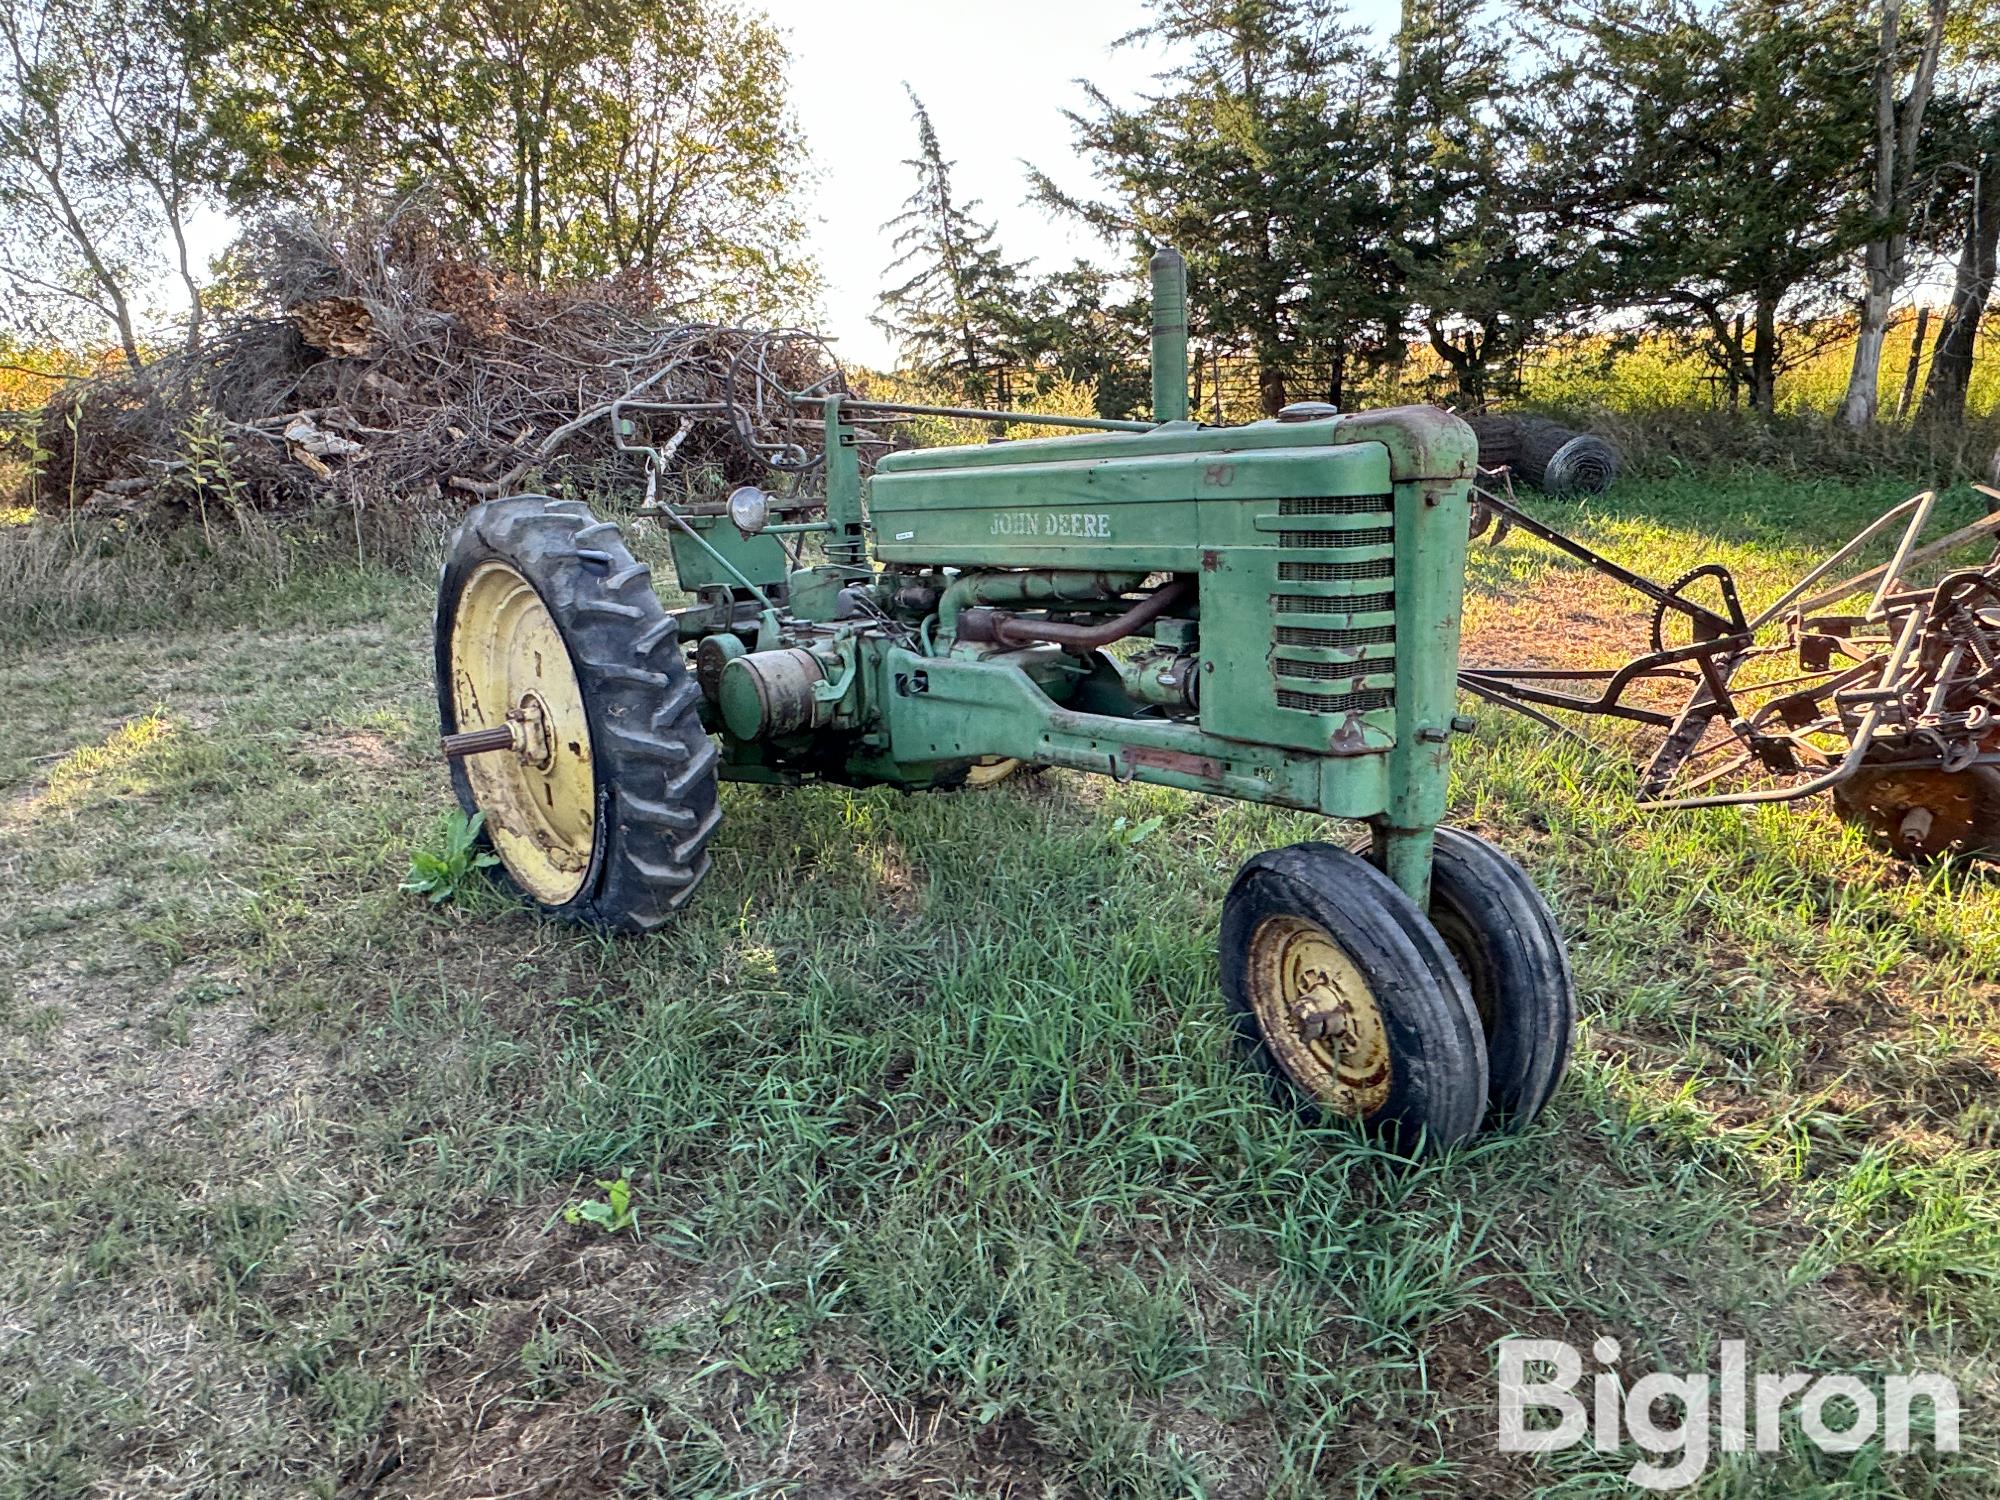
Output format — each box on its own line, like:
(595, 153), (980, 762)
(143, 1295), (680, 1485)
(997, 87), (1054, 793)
(2, 471), (1997, 1499)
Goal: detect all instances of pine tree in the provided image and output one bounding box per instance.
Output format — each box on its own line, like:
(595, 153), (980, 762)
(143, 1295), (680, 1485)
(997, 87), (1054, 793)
(1391, 0), (1589, 406)
(1033, 0), (1393, 416)
(873, 88), (1026, 405)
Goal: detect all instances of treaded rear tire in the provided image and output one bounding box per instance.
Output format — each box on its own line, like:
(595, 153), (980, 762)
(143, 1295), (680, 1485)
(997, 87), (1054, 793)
(435, 494), (720, 931)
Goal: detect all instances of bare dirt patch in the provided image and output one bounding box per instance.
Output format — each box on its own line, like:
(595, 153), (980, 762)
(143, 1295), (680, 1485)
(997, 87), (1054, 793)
(309, 727), (405, 771)
(1462, 562), (1656, 672)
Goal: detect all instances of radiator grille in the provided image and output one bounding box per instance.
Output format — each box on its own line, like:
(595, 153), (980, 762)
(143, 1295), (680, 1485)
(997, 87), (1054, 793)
(1274, 623), (1396, 649)
(1276, 686), (1395, 714)
(1280, 526), (1395, 549)
(1279, 495), (1392, 515)
(1274, 657), (1380, 682)
(1272, 591), (1396, 615)
(1279, 558), (1396, 583)
(1268, 505), (1397, 723)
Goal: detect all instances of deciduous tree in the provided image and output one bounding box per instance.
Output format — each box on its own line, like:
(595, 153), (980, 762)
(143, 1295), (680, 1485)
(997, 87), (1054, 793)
(193, 0), (811, 314)
(1530, 0), (1876, 414)
(0, 0), (212, 367)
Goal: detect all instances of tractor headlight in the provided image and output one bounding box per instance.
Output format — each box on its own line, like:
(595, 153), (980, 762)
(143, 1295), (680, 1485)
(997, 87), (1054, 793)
(727, 484), (771, 536)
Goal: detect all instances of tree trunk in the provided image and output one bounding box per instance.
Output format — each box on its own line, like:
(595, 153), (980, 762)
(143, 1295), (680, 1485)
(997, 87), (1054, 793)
(1842, 246), (1895, 426)
(1257, 359), (1289, 416)
(1727, 312), (1745, 410)
(1751, 295), (1779, 415)
(1921, 144), (2000, 423)
(1839, 0), (1947, 427)
(1894, 304), (1929, 421)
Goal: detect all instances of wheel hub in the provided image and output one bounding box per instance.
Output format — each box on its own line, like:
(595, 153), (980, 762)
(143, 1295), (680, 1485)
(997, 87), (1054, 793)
(510, 691), (557, 771)
(1245, 914), (1392, 1116)
(446, 560), (597, 905)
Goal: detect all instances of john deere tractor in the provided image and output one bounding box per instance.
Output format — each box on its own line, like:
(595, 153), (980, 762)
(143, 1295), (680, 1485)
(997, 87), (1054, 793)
(434, 251), (1575, 1153)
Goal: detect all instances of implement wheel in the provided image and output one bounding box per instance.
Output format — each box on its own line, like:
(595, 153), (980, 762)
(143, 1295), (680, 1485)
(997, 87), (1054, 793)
(1221, 844), (1488, 1154)
(1831, 763), (2000, 862)
(435, 495), (720, 930)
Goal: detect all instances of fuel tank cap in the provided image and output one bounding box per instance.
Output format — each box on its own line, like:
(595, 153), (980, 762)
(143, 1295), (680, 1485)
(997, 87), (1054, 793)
(1276, 401), (1341, 422)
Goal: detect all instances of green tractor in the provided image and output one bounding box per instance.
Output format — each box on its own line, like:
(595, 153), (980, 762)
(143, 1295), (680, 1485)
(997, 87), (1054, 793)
(434, 251), (1575, 1153)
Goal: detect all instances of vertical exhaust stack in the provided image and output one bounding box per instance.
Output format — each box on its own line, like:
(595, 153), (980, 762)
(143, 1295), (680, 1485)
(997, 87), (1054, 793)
(1150, 247), (1189, 425)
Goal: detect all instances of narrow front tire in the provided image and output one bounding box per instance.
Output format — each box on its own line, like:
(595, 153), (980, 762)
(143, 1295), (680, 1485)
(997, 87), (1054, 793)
(1221, 844), (1488, 1154)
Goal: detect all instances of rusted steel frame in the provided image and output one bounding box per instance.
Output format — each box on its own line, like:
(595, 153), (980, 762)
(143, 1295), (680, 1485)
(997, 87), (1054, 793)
(1787, 498), (2000, 622)
(1641, 608), (1930, 809)
(1471, 486), (1739, 639)
(1457, 671), (1679, 728)
(981, 577), (1198, 651)
(1460, 630), (1757, 728)
(1635, 643), (1751, 799)
(1456, 676), (1598, 748)
(1745, 492), (1936, 629)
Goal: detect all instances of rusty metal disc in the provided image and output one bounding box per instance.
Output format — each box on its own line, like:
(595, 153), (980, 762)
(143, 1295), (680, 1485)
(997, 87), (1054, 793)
(1830, 762), (2000, 861)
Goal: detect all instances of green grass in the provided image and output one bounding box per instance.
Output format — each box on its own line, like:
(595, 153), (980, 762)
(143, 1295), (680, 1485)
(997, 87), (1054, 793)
(1, 475), (1996, 1497)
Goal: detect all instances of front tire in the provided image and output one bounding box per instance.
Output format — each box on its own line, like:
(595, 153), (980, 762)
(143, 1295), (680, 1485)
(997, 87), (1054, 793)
(435, 495), (720, 931)
(1221, 844), (1488, 1154)
(1422, 828), (1575, 1128)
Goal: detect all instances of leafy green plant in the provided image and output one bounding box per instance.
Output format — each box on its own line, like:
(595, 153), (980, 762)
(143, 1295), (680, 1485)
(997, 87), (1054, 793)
(174, 409), (250, 546)
(401, 809), (498, 904)
(1107, 813), (1164, 848)
(563, 1175), (636, 1234)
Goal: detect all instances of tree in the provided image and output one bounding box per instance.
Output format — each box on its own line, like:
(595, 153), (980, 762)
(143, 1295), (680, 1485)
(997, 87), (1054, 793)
(1530, 0), (1877, 414)
(1915, 9), (2000, 421)
(873, 88), (1027, 405)
(1013, 260), (1152, 418)
(0, 0), (212, 367)
(193, 0), (812, 314)
(1923, 145), (2000, 425)
(1035, 0), (1392, 416)
(1391, 0), (1594, 406)
(1836, 0), (1948, 427)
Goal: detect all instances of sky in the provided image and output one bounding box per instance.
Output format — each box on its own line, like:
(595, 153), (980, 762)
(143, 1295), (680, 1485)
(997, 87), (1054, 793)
(768, 0), (1401, 368)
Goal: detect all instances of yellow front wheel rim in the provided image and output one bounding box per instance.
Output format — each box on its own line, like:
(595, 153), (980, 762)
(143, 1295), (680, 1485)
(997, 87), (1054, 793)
(449, 560), (597, 905)
(1245, 914), (1393, 1116)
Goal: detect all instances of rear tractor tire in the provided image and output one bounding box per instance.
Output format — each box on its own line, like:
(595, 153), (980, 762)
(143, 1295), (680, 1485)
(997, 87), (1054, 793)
(1221, 844), (1489, 1154)
(434, 495), (720, 931)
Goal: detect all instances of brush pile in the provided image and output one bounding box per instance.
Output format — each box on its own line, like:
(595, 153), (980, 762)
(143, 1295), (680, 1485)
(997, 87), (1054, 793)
(1466, 413), (1620, 497)
(30, 211), (842, 522)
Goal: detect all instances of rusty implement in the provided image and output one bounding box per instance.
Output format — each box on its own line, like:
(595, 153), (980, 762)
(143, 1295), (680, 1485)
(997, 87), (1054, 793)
(1462, 476), (2000, 860)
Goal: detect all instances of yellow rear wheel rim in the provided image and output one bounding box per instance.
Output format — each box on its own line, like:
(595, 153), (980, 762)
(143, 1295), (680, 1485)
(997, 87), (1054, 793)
(1245, 914), (1392, 1116)
(449, 560), (596, 906)
(964, 757), (1022, 788)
